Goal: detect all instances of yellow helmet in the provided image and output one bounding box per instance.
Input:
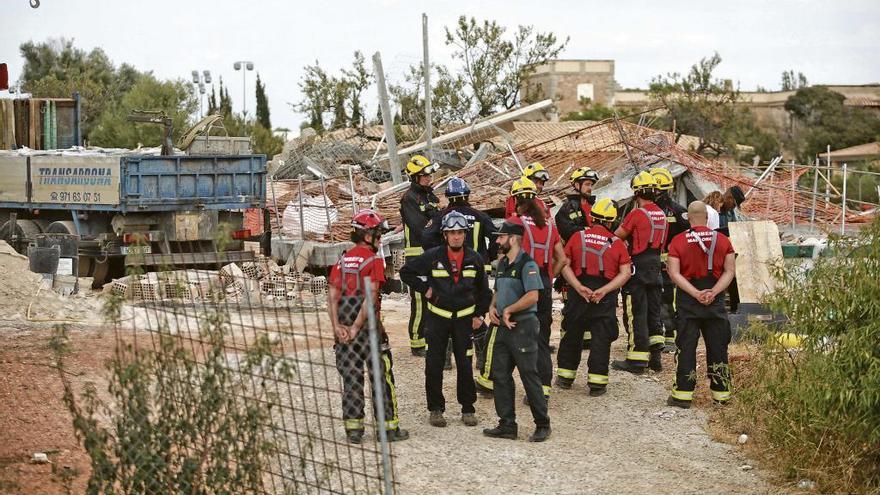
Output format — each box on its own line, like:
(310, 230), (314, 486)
(590, 198), (617, 222)
(650, 167), (673, 191)
(570, 166), (599, 185)
(631, 170), (658, 192)
(523, 162), (550, 182)
(510, 176), (538, 198)
(405, 154), (439, 177)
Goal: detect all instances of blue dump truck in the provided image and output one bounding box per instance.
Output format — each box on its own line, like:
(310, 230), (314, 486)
(0, 151), (267, 287)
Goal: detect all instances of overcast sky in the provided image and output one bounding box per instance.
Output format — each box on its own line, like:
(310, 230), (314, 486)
(2, 0), (878, 133)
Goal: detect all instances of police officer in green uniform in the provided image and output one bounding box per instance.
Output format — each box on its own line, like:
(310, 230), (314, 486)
(483, 217), (551, 443)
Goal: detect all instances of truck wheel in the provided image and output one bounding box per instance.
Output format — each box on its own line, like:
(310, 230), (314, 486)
(0, 219), (42, 254)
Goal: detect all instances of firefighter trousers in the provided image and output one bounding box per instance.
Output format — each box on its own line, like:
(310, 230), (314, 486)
(557, 284), (619, 389)
(536, 287), (554, 396)
(491, 314), (550, 427)
(334, 330), (400, 432)
(425, 314), (477, 414)
(622, 252), (664, 365)
(660, 273), (678, 346)
(407, 276), (428, 349)
(671, 281), (732, 403)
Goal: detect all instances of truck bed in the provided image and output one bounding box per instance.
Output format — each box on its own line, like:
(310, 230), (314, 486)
(0, 153), (266, 211)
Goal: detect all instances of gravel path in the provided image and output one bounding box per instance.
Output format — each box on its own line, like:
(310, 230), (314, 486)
(378, 297), (776, 495)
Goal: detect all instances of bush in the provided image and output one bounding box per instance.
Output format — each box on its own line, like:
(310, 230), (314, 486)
(721, 218), (880, 492)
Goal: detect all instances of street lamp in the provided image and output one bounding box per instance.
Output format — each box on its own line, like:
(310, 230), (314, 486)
(191, 69), (211, 119)
(233, 60), (254, 115)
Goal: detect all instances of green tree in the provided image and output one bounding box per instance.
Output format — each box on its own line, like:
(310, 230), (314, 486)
(649, 52), (780, 160)
(19, 38), (142, 141)
(88, 74), (196, 148)
(784, 86), (880, 162)
(390, 62), (472, 130)
(562, 97), (617, 122)
(294, 51), (373, 133)
(254, 73), (271, 129)
(781, 70), (808, 91)
(445, 16), (568, 117)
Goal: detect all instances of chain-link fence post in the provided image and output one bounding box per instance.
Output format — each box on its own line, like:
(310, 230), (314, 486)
(363, 276), (393, 494)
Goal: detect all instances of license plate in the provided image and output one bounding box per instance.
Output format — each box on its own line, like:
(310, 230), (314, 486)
(121, 245), (152, 255)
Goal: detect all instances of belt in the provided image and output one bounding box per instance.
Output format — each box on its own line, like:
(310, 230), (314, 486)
(427, 303), (475, 319)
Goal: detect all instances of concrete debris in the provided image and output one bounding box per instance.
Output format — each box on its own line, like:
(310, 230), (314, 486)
(738, 434), (749, 445)
(797, 479), (817, 490)
(739, 465), (753, 471)
(31, 453), (49, 464)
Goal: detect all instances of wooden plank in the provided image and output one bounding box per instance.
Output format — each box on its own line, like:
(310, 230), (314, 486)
(728, 220), (784, 305)
(28, 100), (36, 148)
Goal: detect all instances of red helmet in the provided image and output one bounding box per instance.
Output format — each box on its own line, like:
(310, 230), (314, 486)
(351, 209), (390, 232)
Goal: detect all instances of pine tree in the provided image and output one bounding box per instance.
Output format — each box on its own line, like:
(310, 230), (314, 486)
(255, 73), (271, 130)
(208, 86), (217, 114)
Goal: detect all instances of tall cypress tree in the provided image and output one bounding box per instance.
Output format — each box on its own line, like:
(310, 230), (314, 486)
(255, 73), (271, 129)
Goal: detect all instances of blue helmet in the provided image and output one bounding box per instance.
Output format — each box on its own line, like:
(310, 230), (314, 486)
(444, 177), (471, 200)
(441, 211), (470, 231)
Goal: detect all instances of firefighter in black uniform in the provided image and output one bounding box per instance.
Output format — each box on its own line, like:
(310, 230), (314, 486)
(400, 154), (440, 356)
(422, 177), (497, 372)
(665, 201), (736, 408)
(650, 167), (690, 352)
(400, 211), (492, 428)
(554, 166), (600, 351)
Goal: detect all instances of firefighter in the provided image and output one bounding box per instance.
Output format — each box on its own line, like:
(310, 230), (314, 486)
(554, 166), (600, 351)
(483, 217), (551, 442)
(475, 177), (566, 398)
(650, 167), (690, 352)
(400, 211), (492, 427)
(556, 199), (632, 395)
(422, 177), (497, 372)
(665, 201), (736, 408)
(328, 209), (409, 444)
(515, 177), (566, 401)
(504, 162), (551, 218)
(400, 154), (440, 356)
(613, 171), (669, 374)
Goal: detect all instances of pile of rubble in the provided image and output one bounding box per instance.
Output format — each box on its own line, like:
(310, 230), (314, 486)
(105, 258), (330, 306)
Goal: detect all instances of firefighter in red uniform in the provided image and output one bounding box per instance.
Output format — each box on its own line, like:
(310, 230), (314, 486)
(650, 167), (690, 352)
(515, 177), (567, 400)
(476, 177), (566, 399)
(328, 209), (410, 444)
(556, 199), (632, 395)
(613, 171), (669, 374)
(554, 166), (600, 351)
(504, 162), (551, 218)
(400, 211), (492, 428)
(665, 201), (736, 408)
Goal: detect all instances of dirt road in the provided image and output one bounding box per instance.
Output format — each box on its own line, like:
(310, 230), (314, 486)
(0, 294), (776, 494)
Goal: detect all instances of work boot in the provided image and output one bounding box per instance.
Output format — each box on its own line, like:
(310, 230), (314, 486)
(386, 428), (410, 442)
(649, 350), (663, 372)
(474, 380), (494, 398)
(529, 426), (551, 443)
(588, 386), (607, 397)
(411, 347), (426, 357)
(346, 429), (364, 444)
(612, 360), (646, 375)
(555, 376), (574, 390)
(462, 413), (478, 426)
(663, 343), (677, 354)
(429, 411), (447, 427)
(666, 396), (692, 409)
(482, 423), (517, 440)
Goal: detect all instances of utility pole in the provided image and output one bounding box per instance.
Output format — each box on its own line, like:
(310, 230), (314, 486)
(422, 13), (433, 159)
(373, 52), (403, 184)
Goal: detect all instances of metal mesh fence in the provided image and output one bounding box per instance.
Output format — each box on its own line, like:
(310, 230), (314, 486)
(64, 242), (398, 494)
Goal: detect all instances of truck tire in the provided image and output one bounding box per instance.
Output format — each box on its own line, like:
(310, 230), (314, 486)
(0, 219), (42, 254)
